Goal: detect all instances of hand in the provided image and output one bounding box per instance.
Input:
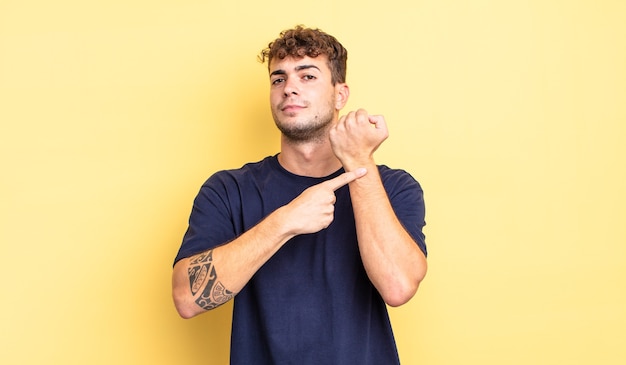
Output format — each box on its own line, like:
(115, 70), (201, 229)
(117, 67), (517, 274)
(282, 168), (367, 235)
(330, 108), (389, 169)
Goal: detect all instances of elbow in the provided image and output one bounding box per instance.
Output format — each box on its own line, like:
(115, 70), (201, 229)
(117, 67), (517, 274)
(382, 264), (427, 307)
(173, 290), (198, 319)
(382, 284), (419, 307)
(172, 260), (206, 319)
(172, 282), (205, 319)
(175, 303), (199, 320)
(177, 310), (196, 320)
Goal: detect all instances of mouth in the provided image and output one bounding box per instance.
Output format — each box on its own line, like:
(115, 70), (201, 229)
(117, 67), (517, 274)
(281, 104), (305, 112)
(279, 99), (307, 113)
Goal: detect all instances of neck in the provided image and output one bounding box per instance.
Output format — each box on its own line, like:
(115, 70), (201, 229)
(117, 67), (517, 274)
(277, 136), (342, 177)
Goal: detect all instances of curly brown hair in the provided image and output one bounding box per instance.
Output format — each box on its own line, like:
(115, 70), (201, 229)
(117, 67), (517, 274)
(259, 25), (348, 85)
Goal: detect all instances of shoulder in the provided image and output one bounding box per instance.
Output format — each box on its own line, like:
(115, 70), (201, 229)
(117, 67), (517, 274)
(377, 165), (423, 194)
(202, 155), (277, 188)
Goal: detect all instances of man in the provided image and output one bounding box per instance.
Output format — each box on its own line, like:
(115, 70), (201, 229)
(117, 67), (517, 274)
(172, 26), (428, 364)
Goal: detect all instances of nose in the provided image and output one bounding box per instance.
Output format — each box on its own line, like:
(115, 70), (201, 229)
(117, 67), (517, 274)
(283, 77), (299, 97)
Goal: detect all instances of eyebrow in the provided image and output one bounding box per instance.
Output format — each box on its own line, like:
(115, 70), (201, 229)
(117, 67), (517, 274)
(270, 64), (321, 77)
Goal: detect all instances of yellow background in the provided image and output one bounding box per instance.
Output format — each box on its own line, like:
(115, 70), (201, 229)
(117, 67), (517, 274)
(1, 1), (624, 364)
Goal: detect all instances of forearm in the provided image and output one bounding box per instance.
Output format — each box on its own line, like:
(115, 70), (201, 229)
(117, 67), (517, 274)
(348, 164), (427, 306)
(172, 207), (294, 318)
(172, 169), (366, 318)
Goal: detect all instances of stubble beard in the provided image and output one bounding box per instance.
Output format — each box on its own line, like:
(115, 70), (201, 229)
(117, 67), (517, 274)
(273, 103), (335, 144)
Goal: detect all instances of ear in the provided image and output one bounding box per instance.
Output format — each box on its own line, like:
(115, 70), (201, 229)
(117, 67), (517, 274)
(334, 83), (350, 110)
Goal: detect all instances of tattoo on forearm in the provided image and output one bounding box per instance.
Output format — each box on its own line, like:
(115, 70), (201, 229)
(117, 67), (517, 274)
(187, 250), (234, 310)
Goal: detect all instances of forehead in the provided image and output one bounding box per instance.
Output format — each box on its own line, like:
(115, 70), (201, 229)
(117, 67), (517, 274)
(269, 55), (330, 74)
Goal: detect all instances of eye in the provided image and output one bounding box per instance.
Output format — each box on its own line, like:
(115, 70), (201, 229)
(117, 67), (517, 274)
(303, 75), (316, 81)
(271, 77), (285, 85)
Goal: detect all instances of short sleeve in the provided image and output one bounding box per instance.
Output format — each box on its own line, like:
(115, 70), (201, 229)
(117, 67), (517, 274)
(173, 173), (240, 265)
(380, 167), (427, 257)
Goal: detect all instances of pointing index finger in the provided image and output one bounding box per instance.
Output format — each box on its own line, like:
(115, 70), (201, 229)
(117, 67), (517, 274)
(325, 168), (367, 191)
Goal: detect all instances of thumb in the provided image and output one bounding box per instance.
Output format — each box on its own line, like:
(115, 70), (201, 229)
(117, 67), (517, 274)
(368, 114), (386, 129)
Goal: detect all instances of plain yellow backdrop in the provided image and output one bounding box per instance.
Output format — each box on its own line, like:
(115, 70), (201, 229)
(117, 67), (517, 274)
(1, 1), (625, 364)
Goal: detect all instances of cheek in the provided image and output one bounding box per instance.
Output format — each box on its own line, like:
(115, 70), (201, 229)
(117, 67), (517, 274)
(269, 92), (281, 107)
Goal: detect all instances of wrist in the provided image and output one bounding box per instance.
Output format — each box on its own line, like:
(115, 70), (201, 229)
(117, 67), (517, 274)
(265, 206), (297, 242)
(340, 157), (376, 172)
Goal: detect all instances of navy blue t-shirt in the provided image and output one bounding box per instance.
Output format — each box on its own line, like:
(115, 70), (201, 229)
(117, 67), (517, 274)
(174, 155), (426, 365)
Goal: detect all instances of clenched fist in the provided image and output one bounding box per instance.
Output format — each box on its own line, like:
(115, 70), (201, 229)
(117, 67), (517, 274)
(329, 108), (389, 170)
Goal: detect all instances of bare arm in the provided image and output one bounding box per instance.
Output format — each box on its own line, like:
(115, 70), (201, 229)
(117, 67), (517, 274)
(172, 209), (292, 319)
(330, 109), (428, 306)
(172, 169), (367, 319)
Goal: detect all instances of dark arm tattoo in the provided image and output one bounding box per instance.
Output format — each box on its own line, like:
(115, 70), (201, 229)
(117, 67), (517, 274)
(187, 250), (234, 310)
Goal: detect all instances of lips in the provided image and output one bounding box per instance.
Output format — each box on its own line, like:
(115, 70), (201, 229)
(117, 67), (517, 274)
(282, 105), (304, 113)
(280, 105), (304, 117)
(279, 100), (307, 112)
